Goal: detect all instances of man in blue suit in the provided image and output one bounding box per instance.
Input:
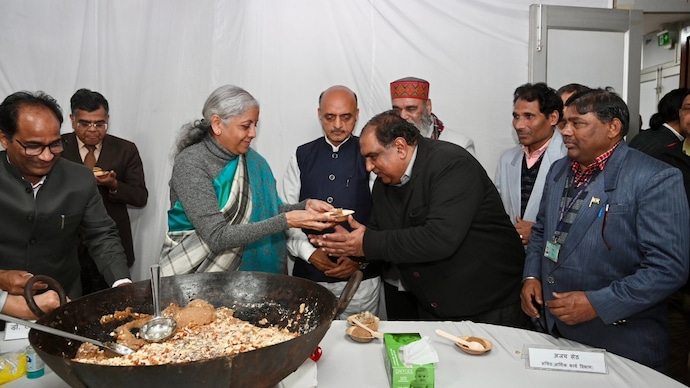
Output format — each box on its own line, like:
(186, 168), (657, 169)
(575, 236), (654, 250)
(521, 88), (690, 372)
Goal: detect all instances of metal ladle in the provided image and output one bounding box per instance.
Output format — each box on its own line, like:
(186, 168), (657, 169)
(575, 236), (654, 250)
(140, 264), (177, 342)
(0, 313), (133, 357)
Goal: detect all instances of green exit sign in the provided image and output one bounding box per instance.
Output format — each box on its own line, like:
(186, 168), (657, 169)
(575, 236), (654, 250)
(658, 30), (671, 47)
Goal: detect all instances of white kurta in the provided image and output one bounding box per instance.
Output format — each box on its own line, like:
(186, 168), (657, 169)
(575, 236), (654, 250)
(438, 128), (476, 156)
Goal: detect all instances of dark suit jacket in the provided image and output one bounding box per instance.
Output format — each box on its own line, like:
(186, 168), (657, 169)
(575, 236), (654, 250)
(659, 141), (690, 294)
(0, 153), (130, 298)
(524, 142), (690, 371)
(362, 138), (525, 319)
(659, 141), (690, 207)
(61, 133), (148, 266)
(628, 125), (680, 158)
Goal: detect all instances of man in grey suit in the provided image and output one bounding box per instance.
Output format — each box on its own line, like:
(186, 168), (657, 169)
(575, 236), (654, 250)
(495, 83), (566, 246)
(62, 89), (147, 294)
(0, 91), (130, 299)
(521, 88), (690, 372)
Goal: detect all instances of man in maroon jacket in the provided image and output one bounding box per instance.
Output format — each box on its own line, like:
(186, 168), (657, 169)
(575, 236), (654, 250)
(61, 89), (147, 294)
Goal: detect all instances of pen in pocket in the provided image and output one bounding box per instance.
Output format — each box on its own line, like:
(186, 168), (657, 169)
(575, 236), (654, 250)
(598, 204), (608, 218)
(60, 214), (65, 230)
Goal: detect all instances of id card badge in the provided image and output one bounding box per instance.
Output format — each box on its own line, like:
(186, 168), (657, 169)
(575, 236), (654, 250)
(544, 240), (561, 262)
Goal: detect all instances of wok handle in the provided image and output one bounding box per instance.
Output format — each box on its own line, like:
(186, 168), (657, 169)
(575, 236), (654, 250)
(23, 275), (68, 317)
(335, 270), (363, 316)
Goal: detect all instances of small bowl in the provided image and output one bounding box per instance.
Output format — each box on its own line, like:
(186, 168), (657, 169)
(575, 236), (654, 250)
(93, 168), (108, 177)
(346, 325), (375, 343)
(346, 312), (379, 330)
(326, 209), (355, 222)
(345, 312), (380, 343)
(456, 336), (492, 355)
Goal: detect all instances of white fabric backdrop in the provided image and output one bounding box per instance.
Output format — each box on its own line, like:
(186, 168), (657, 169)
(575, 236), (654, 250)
(0, 0), (607, 281)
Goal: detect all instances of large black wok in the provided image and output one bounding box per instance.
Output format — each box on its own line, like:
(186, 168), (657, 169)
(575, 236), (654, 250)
(28, 271), (360, 388)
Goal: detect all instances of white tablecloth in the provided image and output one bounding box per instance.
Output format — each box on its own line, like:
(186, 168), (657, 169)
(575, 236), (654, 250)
(2, 320), (685, 387)
(318, 320), (686, 387)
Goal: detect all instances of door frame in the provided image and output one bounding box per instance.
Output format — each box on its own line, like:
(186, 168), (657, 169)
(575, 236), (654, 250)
(529, 5), (644, 138)
(681, 24), (690, 88)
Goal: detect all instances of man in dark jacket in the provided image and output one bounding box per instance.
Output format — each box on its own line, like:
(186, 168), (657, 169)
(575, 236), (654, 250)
(657, 92), (690, 383)
(0, 91), (131, 299)
(310, 110), (528, 327)
(628, 88), (689, 157)
(61, 89), (147, 294)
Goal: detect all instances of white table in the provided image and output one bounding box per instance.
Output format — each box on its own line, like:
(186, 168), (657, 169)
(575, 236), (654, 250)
(318, 320), (686, 387)
(2, 320), (685, 387)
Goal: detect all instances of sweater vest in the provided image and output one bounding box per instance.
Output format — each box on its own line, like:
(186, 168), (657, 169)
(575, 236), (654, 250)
(293, 137), (377, 282)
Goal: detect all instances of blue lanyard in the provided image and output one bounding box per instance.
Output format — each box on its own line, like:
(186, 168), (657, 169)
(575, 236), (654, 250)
(555, 174), (595, 233)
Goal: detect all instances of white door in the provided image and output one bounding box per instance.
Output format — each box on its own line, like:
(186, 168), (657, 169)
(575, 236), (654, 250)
(640, 64), (681, 128)
(529, 5), (644, 138)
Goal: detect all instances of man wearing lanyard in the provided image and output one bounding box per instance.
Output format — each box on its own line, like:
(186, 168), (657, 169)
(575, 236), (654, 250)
(520, 89), (690, 372)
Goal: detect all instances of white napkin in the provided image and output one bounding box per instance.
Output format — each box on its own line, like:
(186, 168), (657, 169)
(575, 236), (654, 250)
(398, 336), (439, 366)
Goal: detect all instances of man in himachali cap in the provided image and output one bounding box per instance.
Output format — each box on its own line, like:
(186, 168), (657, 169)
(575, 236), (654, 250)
(389, 76), (476, 155)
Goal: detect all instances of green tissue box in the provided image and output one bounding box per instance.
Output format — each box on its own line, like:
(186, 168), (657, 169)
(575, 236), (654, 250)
(383, 333), (435, 388)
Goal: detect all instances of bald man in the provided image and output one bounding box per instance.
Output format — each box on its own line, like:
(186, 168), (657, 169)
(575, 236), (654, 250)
(280, 85), (380, 318)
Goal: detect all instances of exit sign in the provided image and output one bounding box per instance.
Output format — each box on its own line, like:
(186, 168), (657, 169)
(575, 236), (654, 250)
(657, 30), (671, 47)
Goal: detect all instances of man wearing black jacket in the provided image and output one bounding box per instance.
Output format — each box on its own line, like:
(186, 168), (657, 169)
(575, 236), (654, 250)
(310, 111), (528, 327)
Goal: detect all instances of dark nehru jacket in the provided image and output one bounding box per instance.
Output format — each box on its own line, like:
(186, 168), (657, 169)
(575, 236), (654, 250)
(293, 136), (377, 282)
(363, 138), (525, 318)
(0, 152), (130, 298)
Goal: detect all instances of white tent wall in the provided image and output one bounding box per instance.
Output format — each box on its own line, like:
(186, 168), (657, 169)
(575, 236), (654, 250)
(0, 0), (608, 282)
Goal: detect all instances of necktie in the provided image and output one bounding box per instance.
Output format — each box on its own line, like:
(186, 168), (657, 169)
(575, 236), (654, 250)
(84, 145), (97, 168)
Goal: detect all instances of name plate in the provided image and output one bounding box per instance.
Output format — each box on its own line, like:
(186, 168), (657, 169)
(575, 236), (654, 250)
(4, 322), (31, 340)
(525, 346), (607, 374)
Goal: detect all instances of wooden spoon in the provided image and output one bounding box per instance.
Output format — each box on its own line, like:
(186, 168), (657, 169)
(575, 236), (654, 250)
(351, 317), (383, 338)
(435, 329), (485, 352)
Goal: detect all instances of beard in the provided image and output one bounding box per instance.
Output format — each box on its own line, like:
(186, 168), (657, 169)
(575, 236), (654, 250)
(410, 108), (434, 137)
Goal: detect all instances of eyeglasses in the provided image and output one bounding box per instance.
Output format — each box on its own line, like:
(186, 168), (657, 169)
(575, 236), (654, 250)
(75, 121), (108, 130)
(15, 139), (65, 156)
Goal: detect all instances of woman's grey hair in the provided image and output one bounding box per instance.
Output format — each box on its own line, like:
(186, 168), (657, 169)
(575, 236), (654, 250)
(173, 85), (259, 157)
